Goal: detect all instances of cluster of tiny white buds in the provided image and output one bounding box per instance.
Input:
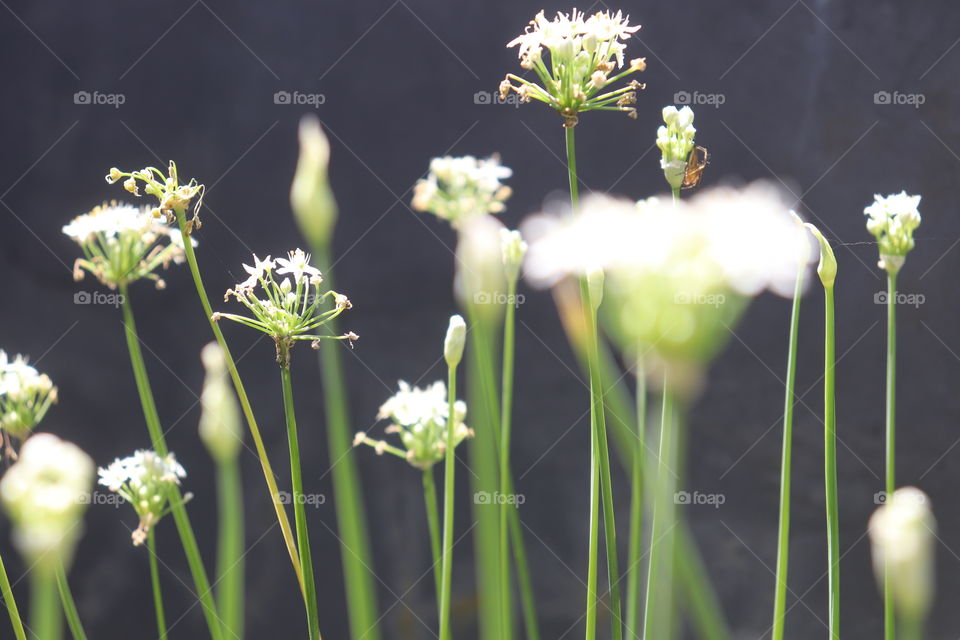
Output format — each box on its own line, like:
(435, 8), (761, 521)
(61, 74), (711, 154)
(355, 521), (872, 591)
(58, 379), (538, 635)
(412, 155), (513, 226)
(0, 350), (58, 458)
(98, 450), (186, 546)
(864, 191), (922, 273)
(656, 106), (696, 190)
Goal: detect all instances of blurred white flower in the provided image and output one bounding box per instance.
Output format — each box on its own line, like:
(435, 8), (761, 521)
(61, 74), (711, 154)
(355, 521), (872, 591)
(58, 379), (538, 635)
(199, 343), (243, 462)
(412, 155), (513, 225)
(0, 350), (58, 453)
(98, 450), (186, 546)
(864, 191), (921, 273)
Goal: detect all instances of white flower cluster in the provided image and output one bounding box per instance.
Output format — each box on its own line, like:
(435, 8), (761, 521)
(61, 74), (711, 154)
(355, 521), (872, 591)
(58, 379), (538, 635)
(864, 191), (922, 273)
(0, 350), (57, 449)
(412, 155), (513, 225)
(63, 202), (192, 289)
(0, 433), (94, 569)
(656, 106), (696, 190)
(98, 449), (186, 545)
(216, 249), (355, 367)
(355, 381), (472, 470)
(501, 9), (645, 125)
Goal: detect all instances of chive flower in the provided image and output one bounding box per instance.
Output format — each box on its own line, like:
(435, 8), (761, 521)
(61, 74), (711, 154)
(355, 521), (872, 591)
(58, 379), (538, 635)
(105, 161), (204, 231)
(0, 351), (58, 457)
(864, 191), (922, 274)
(656, 106), (697, 191)
(412, 155), (513, 226)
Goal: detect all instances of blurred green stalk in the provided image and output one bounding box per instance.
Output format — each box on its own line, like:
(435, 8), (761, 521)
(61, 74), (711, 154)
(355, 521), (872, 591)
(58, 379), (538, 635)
(146, 530), (167, 639)
(439, 352), (461, 640)
(216, 455), (245, 638)
(423, 468), (442, 612)
(624, 359), (645, 639)
(31, 569), (60, 640)
(884, 271), (897, 640)
(0, 553), (26, 640)
(55, 564), (87, 640)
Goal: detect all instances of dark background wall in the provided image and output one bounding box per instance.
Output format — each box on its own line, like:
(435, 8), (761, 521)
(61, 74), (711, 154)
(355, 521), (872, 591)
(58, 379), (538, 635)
(1, 1), (959, 638)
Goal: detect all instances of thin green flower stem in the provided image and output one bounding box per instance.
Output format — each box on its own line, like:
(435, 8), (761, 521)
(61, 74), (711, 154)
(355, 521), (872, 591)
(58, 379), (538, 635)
(507, 479), (541, 640)
(173, 208), (305, 598)
(884, 271), (897, 640)
(900, 614), (921, 640)
(311, 245), (381, 640)
(499, 277), (518, 640)
(566, 125), (623, 640)
(625, 358), (645, 639)
(55, 564), (86, 640)
(422, 468), (442, 614)
(31, 570), (60, 640)
(146, 530), (168, 639)
(672, 187), (681, 204)
(439, 361), (459, 640)
(0, 553), (26, 640)
(216, 455), (245, 639)
(279, 365), (321, 640)
(772, 262), (804, 640)
(118, 284), (225, 640)
(823, 284), (840, 640)
(674, 527), (729, 640)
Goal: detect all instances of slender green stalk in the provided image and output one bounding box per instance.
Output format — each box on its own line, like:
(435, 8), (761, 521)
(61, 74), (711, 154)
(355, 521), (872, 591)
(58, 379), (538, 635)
(118, 284), (224, 640)
(507, 485), (540, 640)
(146, 530), (168, 639)
(823, 285), (840, 640)
(772, 262), (804, 640)
(675, 526), (728, 640)
(30, 570), (60, 640)
(672, 186), (681, 204)
(499, 277), (517, 640)
(311, 245), (381, 640)
(566, 125), (622, 640)
(585, 397), (601, 640)
(422, 468), (442, 613)
(625, 358), (645, 639)
(0, 553), (26, 640)
(900, 614), (921, 640)
(216, 456), (244, 639)
(55, 564), (86, 640)
(884, 271), (897, 640)
(280, 365), (321, 640)
(439, 360), (460, 640)
(173, 208), (305, 597)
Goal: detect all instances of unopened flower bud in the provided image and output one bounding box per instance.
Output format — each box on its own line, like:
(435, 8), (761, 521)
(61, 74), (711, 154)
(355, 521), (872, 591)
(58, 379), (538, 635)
(805, 223), (837, 288)
(444, 315), (466, 368)
(199, 343), (242, 462)
(291, 115), (338, 250)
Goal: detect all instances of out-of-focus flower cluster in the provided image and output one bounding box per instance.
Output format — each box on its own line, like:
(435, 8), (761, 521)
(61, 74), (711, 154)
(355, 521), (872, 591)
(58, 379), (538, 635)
(0, 351), (57, 455)
(412, 155), (513, 226)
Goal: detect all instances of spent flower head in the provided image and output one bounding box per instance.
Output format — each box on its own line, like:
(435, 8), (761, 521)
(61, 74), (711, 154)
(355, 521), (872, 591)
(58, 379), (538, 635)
(105, 161), (204, 232)
(412, 155), (513, 226)
(98, 450), (187, 546)
(354, 381), (472, 470)
(215, 249), (356, 367)
(656, 106), (697, 190)
(864, 191), (922, 273)
(0, 350), (58, 456)
(64, 201), (193, 290)
(0, 433), (94, 571)
(500, 9), (646, 127)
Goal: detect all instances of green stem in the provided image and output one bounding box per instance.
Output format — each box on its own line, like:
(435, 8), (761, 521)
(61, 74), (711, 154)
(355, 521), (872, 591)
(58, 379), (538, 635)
(55, 564), (86, 640)
(585, 385), (600, 640)
(507, 490), (540, 640)
(675, 526), (728, 640)
(900, 614), (921, 640)
(439, 362), (459, 640)
(625, 358), (645, 639)
(884, 271), (897, 640)
(174, 208), (305, 598)
(772, 262), (804, 640)
(422, 468), (442, 615)
(216, 456), (244, 639)
(30, 570), (60, 640)
(312, 245), (381, 640)
(147, 530), (168, 639)
(499, 278), (517, 640)
(672, 186), (681, 204)
(0, 553), (27, 640)
(824, 285), (840, 640)
(118, 284), (224, 640)
(280, 365), (321, 640)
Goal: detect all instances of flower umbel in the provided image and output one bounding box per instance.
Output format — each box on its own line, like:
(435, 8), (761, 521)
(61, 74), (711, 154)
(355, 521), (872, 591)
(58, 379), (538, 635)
(354, 381), (473, 470)
(656, 106), (696, 190)
(864, 191), (922, 273)
(0, 433), (94, 570)
(98, 450), (187, 546)
(215, 249), (356, 367)
(0, 350), (58, 457)
(64, 201), (192, 289)
(412, 155), (513, 226)
(105, 161), (204, 232)
(500, 9), (646, 127)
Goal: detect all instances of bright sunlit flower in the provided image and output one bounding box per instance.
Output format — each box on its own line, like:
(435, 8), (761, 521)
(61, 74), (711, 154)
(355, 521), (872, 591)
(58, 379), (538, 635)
(412, 155), (513, 225)
(0, 350), (58, 457)
(869, 487), (936, 621)
(214, 250), (356, 367)
(0, 433), (94, 570)
(63, 201), (192, 290)
(98, 450), (187, 546)
(656, 106), (697, 190)
(354, 381), (472, 470)
(864, 191), (922, 273)
(106, 161), (204, 232)
(500, 9), (646, 126)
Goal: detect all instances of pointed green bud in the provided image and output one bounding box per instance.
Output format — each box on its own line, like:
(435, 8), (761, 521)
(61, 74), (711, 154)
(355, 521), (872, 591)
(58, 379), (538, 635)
(444, 315), (466, 368)
(199, 343), (242, 462)
(291, 115), (337, 250)
(804, 223), (837, 288)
